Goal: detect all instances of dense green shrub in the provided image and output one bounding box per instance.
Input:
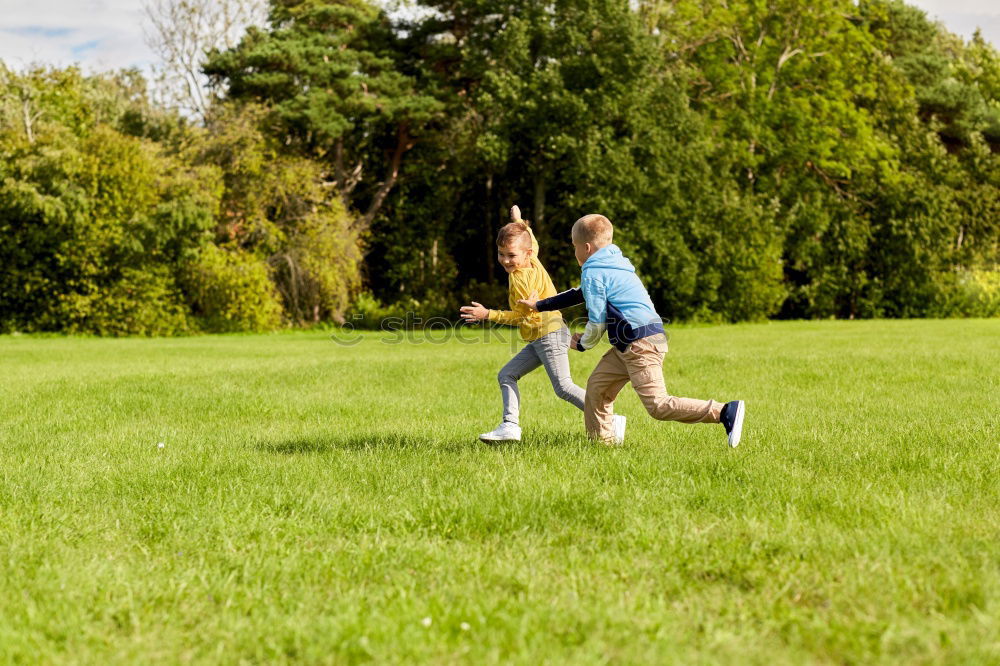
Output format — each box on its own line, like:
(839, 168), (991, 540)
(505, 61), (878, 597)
(344, 291), (462, 329)
(60, 267), (195, 336)
(181, 243), (284, 333)
(0, 67), (218, 335)
(192, 104), (364, 324)
(933, 268), (1000, 317)
(0, 68), (364, 335)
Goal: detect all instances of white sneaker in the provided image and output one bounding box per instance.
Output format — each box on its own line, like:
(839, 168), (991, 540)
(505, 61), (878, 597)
(613, 414), (626, 445)
(479, 422), (521, 442)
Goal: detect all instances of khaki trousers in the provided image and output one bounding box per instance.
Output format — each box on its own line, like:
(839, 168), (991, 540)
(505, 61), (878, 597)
(584, 334), (723, 442)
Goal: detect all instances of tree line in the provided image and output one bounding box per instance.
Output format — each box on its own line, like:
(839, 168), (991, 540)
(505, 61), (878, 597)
(2, 0), (998, 335)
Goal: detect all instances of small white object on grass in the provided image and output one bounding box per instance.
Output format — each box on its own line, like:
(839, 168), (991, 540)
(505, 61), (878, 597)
(157, 442), (165, 449)
(421, 616), (432, 627)
(460, 622), (471, 631)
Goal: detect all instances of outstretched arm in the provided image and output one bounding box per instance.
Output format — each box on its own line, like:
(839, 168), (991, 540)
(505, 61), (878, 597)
(487, 306), (528, 326)
(459, 301), (490, 322)
(518, 287), (585, 312)
(460, 301), (526, 326)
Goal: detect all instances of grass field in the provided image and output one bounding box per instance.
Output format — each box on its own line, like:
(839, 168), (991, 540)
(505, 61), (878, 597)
(1, 319), (998, 664)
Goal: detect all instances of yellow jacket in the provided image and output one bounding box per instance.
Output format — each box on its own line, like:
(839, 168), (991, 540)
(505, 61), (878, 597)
(488, 227), (565, 341)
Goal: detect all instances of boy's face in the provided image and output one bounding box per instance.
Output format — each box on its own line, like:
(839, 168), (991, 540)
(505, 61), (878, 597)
(497, 242), (532, 272)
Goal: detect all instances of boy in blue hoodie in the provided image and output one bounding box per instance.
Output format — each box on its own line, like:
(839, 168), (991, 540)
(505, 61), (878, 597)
(519, 214), (745, 447)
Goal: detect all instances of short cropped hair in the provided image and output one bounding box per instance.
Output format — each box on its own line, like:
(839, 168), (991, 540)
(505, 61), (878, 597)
(572, 214), (613, 247)
(497, 221), (532, 249)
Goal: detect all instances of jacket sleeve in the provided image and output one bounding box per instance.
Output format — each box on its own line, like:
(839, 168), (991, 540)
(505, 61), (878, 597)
(577, 322), (607, 352)
(581, 275), (608, 324)
(572, 275), (609, 351)
(487, 307), (524, 326)
(536, 287), (585, 312)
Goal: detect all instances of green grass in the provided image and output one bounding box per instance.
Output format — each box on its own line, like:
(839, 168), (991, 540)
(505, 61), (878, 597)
(1, 319), (998, 664)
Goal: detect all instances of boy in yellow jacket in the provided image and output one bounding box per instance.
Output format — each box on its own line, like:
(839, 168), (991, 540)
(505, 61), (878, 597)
(460, 206), (625, 443)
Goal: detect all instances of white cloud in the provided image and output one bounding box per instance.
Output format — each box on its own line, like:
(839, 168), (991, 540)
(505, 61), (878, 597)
(0, 0), (153, 74)
(901, 0), (1000, 45)
(907, 0), (997, 11)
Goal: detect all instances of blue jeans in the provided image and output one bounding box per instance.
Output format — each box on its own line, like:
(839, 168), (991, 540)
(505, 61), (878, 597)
(498, 327), (585, 425)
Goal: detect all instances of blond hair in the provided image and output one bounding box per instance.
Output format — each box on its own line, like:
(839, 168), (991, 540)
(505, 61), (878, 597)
(572, 214), (613, 247)
(497, 220), (532, 249)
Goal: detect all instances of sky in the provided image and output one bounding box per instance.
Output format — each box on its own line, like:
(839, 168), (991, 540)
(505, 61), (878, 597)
(0, 0), (999, 77)
(0, 1), (154, 73)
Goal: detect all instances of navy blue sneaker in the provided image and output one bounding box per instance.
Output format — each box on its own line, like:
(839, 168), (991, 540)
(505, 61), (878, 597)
(720, 400), (745, 448)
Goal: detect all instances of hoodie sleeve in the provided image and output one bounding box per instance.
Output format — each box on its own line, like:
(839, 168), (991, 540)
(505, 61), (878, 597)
(573, 274), (609, 352)
(536, 287), (585, 312)
(581, 274), (608, 324)
(577, 322), (607, 351)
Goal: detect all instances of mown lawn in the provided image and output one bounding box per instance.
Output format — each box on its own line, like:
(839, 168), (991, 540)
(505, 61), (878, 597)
(1, 319), (997, 664)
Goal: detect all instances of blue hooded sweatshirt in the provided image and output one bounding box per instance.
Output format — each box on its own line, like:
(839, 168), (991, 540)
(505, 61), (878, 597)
(536, 244), (664, 351)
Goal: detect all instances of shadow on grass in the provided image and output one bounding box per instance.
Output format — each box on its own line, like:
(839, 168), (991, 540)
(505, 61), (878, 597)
(256, 429), (587, 455)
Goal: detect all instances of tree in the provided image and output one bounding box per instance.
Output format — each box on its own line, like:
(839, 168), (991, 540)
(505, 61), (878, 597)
(0, 67), (220, 335)
(383, 0), (787, 319)
(203, 0), (444, 229)
(189, 102), (363, 324)
(143, 0), (268, 118)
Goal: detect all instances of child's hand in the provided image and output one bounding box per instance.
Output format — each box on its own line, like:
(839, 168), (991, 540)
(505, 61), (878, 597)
(460, 301), (489, 322)
(570, 333), (583, 350)
(510, 205), (521, 221)
(517, 291), (539, 311)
